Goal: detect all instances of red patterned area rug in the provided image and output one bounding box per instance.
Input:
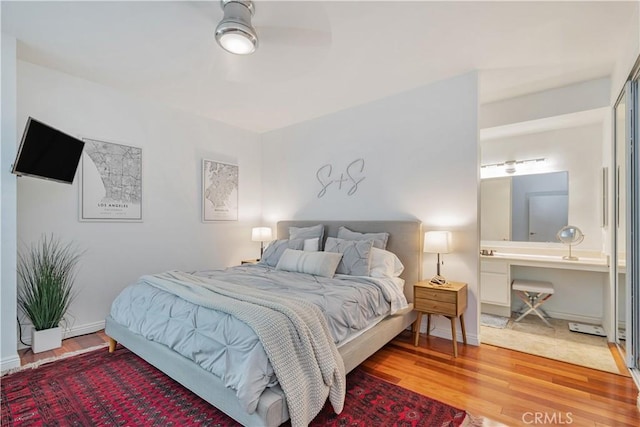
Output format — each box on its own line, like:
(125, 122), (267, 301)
(2, 346), (477, 426)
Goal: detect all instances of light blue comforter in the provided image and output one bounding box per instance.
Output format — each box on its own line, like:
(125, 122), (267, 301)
(109, 264), (407, 414)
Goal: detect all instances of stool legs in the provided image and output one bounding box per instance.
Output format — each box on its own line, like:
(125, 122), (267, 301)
(515, 291), (553, 327)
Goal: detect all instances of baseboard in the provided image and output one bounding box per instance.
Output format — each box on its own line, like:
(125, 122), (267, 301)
(481, 303), (511, 318)
(17, 320), (106, 350)
(481, 305), (603, 327)
(543, 310), (602, 325)
(0, 354), (21, 373)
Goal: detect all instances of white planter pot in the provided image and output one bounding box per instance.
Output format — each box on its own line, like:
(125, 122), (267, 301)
(32, 326), (62, 353)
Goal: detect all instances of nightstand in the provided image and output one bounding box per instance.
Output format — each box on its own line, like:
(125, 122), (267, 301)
(413, 280), (467, 357)
(241, 259), (259, 265)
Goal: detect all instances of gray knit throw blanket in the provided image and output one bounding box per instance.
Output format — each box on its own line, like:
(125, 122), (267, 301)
(141, 271), (346, 427)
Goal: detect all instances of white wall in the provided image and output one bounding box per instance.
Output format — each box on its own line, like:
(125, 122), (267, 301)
(13, 61), (263, 347)
(1, 34), (20, 371)
(261, 72), (481, 344)
(481, 78), (610, 129)
(610, 2), (639, 103)
(481, 123), (604, 251)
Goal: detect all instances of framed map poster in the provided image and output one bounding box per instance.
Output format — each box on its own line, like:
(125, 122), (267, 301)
(79, 138), (142, 221)
(202, 159), (238, 221)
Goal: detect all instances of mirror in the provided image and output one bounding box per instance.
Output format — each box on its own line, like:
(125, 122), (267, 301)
(481, 171), (569, 242)
(557, 225), (584, 260)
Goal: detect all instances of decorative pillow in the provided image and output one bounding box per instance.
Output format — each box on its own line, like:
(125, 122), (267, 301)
(324, 237), (374, 276)
(259, 239), (304, 267)
(337, 226), (389, 250)
(289, 224), (324, 250)
(369, 247), (405, 278)
(303, 237), (319, 252)
(275, 249), (342, 278)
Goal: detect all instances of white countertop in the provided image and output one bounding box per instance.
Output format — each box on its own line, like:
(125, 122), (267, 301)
(481, 251), (609, 272)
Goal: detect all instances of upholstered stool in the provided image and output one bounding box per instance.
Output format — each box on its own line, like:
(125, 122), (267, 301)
(512, 279), (554, 327)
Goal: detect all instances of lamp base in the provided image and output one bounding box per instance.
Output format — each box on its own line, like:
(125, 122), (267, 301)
(429, 275), (449, 286)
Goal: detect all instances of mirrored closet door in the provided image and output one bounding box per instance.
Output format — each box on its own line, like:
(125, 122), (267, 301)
(615, 65), (640, 370)
(614, 86), (628, 353)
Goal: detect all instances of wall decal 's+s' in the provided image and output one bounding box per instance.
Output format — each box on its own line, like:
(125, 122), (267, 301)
(316, 158), (365, 198)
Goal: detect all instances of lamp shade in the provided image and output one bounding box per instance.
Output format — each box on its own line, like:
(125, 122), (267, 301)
(251, 227), (272, 242)
(423, 231), (451, 254)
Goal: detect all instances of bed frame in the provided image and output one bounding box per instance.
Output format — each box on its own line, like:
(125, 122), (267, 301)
(105, 220), (421, 426)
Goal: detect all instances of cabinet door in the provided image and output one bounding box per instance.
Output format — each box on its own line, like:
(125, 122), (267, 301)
(481, 272), (510, 306)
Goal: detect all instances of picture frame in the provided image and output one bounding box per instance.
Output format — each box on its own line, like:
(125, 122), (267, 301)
(79, 138), (143, 222)
(202, 159), (238, 222)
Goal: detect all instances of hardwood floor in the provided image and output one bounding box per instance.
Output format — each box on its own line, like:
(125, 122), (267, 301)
(365, 331), (640, 427)
(17, 330), (110, 365)
(17, 330), (640, 426)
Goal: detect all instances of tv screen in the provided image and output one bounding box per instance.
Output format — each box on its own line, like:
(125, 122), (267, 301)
(11, 117), (85, 184)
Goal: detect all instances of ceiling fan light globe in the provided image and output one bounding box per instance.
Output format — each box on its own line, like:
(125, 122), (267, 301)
(215, 20), (257, 55)
(217, 30), (256, 54)
(216, 0), (257, 55)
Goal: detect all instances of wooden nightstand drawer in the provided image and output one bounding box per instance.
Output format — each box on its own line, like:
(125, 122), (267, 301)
(415, 298), (456, 315)
(415, 287), (456, 303)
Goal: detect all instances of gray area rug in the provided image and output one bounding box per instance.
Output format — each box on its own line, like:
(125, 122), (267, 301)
(480, 313), (509, 329)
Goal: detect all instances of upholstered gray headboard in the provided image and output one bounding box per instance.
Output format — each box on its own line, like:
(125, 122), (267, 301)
(276, 220), (422, 302)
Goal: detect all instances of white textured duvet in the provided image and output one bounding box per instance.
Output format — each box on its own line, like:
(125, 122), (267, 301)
(109, 264), (407, 416)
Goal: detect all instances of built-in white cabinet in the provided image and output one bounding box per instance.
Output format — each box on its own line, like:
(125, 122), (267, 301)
(480, 259), (510, 306)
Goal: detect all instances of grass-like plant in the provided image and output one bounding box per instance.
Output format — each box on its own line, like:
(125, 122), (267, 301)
(17, 235), (82, 331)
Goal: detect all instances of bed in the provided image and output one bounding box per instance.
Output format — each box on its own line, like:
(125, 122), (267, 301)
(105, 220), (421, 427)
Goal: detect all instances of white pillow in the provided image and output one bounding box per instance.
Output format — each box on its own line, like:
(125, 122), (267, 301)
(369, 247), (404, 278)
(276, 249), (342, 278)
(303, 237), (319, 252)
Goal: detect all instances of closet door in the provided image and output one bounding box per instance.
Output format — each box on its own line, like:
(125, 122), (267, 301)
(614, 86), (628, 357)
(629, 75), (640, 370)
(616, 74), (640, 369)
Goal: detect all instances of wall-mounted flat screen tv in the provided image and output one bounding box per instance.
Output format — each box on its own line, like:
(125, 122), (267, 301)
(11, 117), (85, 184)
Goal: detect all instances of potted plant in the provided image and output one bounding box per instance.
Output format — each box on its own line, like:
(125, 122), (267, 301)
(17, 235), (82, 353)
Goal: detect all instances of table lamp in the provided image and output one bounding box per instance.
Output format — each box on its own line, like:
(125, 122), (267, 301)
(251, 227), (273, 259)
(424, 231), (452, 285)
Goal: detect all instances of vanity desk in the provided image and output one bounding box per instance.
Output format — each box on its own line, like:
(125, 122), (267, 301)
(480, 247), (609, 323)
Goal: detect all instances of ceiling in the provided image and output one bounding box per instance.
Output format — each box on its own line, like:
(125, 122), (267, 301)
(2, 1), (637, 133)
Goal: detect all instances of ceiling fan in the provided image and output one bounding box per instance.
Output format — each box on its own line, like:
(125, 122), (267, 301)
(214, 0), (331, 56)
(215, 0), (257, 55)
